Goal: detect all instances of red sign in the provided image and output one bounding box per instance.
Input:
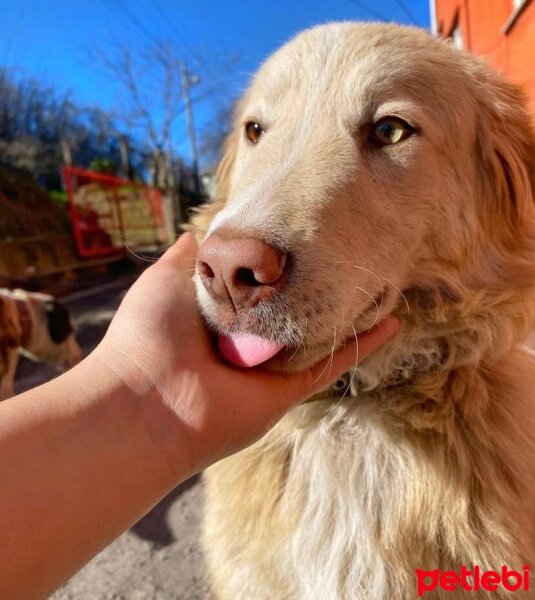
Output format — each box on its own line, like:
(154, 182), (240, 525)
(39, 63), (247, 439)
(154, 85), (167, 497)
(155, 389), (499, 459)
(63, 167), (168, 258)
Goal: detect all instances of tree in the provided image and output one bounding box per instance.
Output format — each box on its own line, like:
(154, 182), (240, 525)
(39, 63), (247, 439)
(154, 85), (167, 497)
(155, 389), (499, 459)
(91, 36), (239, 193)
(0, 68), (148, 188)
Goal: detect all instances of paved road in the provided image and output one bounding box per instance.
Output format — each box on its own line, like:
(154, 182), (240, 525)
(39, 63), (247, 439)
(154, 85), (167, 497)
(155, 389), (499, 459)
(15, 276), (207, 600)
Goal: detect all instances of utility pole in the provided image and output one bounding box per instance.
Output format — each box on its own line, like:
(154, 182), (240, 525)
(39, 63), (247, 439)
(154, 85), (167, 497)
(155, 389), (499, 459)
(60, 138), (73, 166)
(180, 60), (201, 195)
(118, 135), (133, 180)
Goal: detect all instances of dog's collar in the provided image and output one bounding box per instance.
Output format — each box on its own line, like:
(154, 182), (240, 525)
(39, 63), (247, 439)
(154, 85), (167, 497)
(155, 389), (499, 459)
(305, 371), (358, 403)
(329, 371), (358, 397)
(14, 300), (32, 346)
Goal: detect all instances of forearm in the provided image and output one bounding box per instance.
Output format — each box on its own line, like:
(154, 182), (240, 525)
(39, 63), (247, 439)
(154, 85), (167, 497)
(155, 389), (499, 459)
(0, 351), (186, 600)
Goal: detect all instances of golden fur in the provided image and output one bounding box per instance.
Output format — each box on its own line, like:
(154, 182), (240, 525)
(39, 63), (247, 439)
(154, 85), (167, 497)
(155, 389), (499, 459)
(189, 23), (535, 599)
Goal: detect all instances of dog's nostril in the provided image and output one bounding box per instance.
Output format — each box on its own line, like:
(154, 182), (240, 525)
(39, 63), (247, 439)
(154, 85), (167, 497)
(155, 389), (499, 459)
(198, 261), (215, 279)
(236, 267), (261, 287)
(196, 233), (289, 308)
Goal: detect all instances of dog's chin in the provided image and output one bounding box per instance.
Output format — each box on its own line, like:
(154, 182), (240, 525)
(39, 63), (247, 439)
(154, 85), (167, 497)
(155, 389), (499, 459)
(240, 312), (392, 375)
(257, 344), (328, 374)
(202, 287), (395, 374)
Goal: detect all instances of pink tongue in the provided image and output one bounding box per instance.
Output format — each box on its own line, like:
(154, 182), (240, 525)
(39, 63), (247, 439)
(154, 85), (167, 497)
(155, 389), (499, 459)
(218, 333), (285, 367)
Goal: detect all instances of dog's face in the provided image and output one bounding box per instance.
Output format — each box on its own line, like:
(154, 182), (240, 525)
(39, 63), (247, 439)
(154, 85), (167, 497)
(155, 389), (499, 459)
(194, 23), (535, 372)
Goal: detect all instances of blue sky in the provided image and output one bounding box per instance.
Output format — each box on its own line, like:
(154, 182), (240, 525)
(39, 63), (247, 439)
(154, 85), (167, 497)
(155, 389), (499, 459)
(0, 0), (430, 163)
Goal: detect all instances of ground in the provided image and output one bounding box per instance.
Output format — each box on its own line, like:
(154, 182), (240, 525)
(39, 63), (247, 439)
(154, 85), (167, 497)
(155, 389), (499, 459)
(15, 276), (208, 600)
(50, 476), (206, 600)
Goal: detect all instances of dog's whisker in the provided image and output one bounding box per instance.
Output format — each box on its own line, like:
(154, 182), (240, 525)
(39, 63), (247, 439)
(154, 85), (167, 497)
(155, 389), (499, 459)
(354, 286), (381, 330)
(349, 264), (410, 315)
(302, 316), (309, 359)
(327, 324), (337, 378)
(123, 247), (160, 263)
(355, 266), (385, 315)
(382, 277), (410, 314)
(304, 317), (311, 358)
(313, 353), (332, 384)
(313, 324), (337, 384)
(287, 343), (302, 363)
(120, 237), (176, 263)
(336, 324), (360, 406)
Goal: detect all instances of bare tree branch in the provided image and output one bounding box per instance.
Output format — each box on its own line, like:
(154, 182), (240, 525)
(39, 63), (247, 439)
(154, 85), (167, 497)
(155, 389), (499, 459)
(89, 32), (237, 192)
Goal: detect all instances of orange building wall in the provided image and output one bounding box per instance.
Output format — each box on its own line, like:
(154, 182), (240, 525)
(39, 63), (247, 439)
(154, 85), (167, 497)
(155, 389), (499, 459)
(432, 0), (535, 115)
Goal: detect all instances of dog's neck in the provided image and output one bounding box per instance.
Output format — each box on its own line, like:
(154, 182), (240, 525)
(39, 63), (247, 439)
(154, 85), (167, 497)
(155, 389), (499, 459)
(329, 284), (534, 422)
(325, 326), (449, 402)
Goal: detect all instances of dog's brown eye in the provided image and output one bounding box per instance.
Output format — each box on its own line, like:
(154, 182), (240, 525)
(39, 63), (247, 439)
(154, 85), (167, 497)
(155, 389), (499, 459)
(371, 117), (414, 146)
(245, 121), (264, 144)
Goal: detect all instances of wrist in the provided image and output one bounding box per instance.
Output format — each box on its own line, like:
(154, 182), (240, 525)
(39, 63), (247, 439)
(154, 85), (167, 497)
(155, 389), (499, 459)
(73, 345), (193, 486)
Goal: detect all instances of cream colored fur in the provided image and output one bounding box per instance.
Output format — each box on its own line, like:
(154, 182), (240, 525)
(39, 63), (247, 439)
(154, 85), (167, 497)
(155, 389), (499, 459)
(189, 23), (535, 599)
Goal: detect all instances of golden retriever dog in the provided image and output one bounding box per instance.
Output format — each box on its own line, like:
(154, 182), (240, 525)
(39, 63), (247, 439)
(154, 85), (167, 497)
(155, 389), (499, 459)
(189, 23), (535, 599)
(0, 289), (81, 400)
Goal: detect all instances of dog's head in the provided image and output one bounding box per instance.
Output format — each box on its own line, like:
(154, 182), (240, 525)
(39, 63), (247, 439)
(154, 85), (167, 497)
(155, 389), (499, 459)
(191, 23), (535, 376)
(13, 291), (82, 370)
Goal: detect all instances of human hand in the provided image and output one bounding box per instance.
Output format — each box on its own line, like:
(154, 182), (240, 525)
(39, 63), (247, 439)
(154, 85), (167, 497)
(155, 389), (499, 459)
(93, 233), (399, 477)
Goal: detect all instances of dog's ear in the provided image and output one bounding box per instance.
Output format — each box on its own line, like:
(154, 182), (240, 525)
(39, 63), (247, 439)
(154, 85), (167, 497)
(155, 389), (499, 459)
(476, 78), (535, 237)
(214, 123), (241, 202)
(186, 101), (243, 241)
(44, 300), (74, 344)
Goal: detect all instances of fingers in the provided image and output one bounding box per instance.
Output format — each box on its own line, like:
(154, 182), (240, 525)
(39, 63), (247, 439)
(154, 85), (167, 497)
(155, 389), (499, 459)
(294, 316), (400, 401)
(247, 316), (399, 432)
(159, 232), (199, 272)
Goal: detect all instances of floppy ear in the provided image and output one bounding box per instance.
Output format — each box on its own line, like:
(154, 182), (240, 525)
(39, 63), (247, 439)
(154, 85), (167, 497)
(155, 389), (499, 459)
(44, 300), (74, 344)
(214, 124), (241, 202)
(476, 78), (535, 240)
(186, 102), (243, 241)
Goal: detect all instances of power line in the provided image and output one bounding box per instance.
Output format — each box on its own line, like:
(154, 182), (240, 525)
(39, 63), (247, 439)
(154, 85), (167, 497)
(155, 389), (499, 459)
(149, 0), (171, 24)
(147, 0), (194, 56)
(111, 0), (160, 45)
(148, 0), (176, 34)
(146, 0), (208, 77)
(348, 0), (392, 23)
(148, 0), (182, 43)
(392, 0), (418, 25)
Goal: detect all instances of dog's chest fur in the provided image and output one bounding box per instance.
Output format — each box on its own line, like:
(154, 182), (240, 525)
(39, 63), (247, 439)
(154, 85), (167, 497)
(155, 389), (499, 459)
(203, 354), (535, 600)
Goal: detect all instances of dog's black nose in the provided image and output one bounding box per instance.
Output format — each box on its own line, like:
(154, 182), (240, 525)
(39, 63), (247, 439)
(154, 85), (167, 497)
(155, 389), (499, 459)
(197, 231), (288, 309)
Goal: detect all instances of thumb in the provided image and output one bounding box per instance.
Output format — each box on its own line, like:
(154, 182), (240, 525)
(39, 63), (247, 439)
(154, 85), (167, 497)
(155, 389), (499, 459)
(158, 231), (199, 272)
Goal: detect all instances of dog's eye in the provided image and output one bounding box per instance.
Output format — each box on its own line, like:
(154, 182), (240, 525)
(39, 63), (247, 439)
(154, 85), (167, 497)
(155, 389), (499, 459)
(245, 121), (264, 144)
(371, 117), (414, 146)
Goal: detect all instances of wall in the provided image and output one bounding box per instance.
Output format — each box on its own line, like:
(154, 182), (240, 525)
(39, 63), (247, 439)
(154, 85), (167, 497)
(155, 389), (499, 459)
(432, 0), (535, 114)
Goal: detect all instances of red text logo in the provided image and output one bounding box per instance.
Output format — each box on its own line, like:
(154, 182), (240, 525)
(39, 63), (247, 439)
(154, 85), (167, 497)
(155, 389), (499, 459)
(416, 565), (530, 596)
